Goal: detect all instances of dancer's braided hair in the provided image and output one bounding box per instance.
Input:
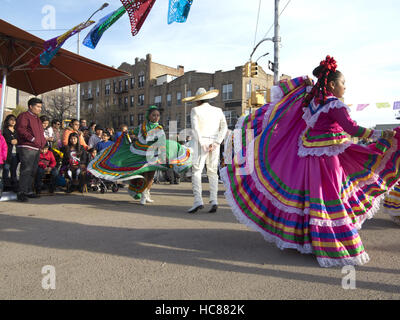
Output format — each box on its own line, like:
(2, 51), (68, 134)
(302, 55), (342, 108)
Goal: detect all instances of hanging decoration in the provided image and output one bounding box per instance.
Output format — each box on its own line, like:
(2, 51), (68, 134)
(349, 101), (400, 112)
(29, 20), (95, 70)
(120, 0), (157, 36)
(356, 104), (369, 111)
(168, 0), (193, 24)
(83, 6), (127, 49)
(376, 102), (391, 109)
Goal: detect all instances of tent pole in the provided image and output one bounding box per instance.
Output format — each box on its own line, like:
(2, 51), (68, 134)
(0, 69), (7, 131)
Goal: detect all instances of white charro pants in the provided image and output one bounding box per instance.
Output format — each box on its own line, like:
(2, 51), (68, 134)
(191, 144), (220, 206)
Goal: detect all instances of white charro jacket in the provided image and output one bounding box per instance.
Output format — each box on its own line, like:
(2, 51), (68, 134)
(190, 102), (228, 151)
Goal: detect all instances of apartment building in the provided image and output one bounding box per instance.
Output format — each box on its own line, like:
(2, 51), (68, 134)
(80, 54), (282, 133)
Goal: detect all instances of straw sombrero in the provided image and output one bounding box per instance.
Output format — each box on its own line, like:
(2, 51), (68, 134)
(182, 88), (219, 102)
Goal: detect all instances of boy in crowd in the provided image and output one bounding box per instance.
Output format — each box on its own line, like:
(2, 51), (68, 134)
(35, 144), (58, 194)
(96, 131), (114, 153)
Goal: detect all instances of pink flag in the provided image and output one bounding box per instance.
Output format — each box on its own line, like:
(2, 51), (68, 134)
(356, 104), (369, 111)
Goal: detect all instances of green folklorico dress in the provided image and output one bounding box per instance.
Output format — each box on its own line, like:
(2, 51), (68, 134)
(88, 120), (192, 199)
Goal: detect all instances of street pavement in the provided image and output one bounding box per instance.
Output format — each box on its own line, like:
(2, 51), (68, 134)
(0, 182), (399, 300)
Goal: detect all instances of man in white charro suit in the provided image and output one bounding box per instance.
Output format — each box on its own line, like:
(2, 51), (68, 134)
(183, 88), (228, 213)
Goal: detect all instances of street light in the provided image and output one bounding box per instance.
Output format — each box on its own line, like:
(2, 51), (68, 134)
(250, 37), (273, 62)
(256, 52), (269, 64)
(76, 2), (109, 121)
(86, 3), (109, 23)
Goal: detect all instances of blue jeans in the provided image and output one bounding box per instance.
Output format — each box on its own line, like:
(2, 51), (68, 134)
(0, 164), (3, 194)
(2, 154), (19, 186)
(35, 167), (59, 192)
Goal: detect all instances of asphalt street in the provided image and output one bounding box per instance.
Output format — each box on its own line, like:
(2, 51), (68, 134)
(0, 182), (399, 300)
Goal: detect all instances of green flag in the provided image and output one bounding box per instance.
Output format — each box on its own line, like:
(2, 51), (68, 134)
(376, 102), (391, 109)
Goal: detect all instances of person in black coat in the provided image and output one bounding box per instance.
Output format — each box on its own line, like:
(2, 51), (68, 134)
(2, 114), (20, 191)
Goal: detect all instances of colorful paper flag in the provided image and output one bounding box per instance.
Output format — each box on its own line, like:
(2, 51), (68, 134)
(376, 102), (391, 109)
(393, 101), (400, 110)
(168, 0), (193, 24)
(41, 20), (95, 65)
(30, 20), (94, 70)
(83, 6), (127, 49)
(120, 0), (157, 36)
(356, 104), (369, 111)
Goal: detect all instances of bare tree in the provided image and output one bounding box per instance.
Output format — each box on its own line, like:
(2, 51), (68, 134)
(41, 87), (77, 121)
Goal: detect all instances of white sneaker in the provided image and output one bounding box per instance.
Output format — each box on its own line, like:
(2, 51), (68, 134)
(140, 193), (146, 205)
(145, 189), (154, 203)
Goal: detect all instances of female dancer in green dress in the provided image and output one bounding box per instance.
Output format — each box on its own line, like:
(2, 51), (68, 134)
(88, 106), (192, 204)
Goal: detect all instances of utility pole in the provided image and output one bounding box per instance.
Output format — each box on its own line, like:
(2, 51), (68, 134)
(76, 2), (109, 121)
(76, 32), (80, 121)
(273, 0), (280, 85)
(184, 83), (187, 130)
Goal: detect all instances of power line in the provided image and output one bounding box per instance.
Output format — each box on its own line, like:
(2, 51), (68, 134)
(25, 29), (70, 32)
(260, 0), (292, 40)
(253, 0), (262, 48)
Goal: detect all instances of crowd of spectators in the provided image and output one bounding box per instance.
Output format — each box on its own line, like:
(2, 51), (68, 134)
(0, 98), (121, 201)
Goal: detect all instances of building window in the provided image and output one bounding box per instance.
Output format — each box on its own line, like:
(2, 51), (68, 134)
(125, 79), (129, 91)
(138, 74), (145, 88)
(118, 97), (122, 107)
(119, 80), (123, 92)
(177, 92), (182, 105)
(167, 94), (172, 107)
(96, 86), (100, 97)
(138, 113), (144, 124)
(130, 115), (134, 126)
(105, 99), (110, 108)
(124, 97), (128, 109)
(224, 110), (237, 127)
(154, 95), (162, 108)
(130, 77), (135, 89)
(130, 96), (134, 107)
(113, 80), (117, 93)
(176, 113), (182, 130)
(138, 94), (144, 106)
(105, 84), (111, 95)
(246, 82), (251, 99)
(222, 84), (233, 101)
(185, 90), (192, 105)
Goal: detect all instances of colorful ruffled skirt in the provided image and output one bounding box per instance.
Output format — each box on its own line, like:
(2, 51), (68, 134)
(383, 183), (400, 226)
(88, 133), (192, 198)
(221, 85), (400, 267)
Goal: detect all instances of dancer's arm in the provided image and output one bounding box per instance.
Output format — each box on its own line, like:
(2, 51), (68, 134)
(329, 107), (394, 140)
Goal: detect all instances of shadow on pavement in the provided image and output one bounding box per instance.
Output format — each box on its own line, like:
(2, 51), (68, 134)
(0, 214), (399, 294)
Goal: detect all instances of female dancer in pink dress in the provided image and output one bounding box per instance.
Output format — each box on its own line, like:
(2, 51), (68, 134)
(221, 56), (398, 267)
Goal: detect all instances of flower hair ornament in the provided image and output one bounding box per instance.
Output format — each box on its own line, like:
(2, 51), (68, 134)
(301, 55), (338, 108)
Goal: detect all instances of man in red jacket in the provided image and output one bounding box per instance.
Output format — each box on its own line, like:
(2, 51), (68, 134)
(16, 98), (46, 202)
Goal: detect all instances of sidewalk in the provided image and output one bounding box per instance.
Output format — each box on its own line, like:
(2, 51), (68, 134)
(0, 182), (399, 299)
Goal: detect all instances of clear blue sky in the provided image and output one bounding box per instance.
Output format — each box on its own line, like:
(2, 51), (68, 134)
(2, 0), (399, 127)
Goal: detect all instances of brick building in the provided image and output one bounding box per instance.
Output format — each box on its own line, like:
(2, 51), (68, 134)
(80, 53), (282, 133)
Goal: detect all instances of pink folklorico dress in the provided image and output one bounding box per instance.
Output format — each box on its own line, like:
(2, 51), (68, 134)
(221, 76), (400, 267)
